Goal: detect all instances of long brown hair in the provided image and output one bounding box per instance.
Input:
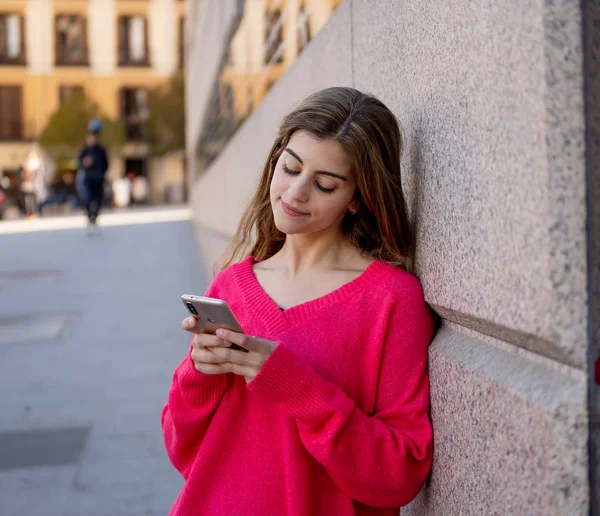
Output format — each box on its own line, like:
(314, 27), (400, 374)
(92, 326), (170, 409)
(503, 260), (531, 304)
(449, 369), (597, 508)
(216, 87), (413, 272)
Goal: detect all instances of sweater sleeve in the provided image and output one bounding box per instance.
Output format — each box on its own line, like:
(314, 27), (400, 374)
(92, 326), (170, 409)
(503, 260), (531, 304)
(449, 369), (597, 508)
(161, 272), (232, 479)
(161, 352), (230, 478)
(247, 287), (435, 509)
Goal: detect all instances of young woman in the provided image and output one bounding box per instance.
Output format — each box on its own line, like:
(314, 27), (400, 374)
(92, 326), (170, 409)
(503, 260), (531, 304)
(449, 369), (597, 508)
(162, 87), (435, 515)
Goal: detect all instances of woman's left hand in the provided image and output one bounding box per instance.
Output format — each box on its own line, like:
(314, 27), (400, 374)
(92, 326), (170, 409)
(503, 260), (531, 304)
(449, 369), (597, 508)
(213, 329), (278, 383)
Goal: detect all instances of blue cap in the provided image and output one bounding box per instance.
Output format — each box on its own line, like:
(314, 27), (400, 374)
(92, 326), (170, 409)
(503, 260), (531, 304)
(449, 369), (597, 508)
(88, 119), (102, 134)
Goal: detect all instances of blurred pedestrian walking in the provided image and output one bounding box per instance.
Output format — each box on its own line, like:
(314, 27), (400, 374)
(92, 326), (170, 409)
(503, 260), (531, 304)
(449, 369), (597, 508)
(18, 165), (37, 220)
(77, 119), (109, 228)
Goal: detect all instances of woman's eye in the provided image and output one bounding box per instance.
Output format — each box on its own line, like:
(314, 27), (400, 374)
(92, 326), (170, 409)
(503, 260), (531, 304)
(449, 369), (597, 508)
(283, 163), (335, 194)
(316, 183), (335, 194)
(282, 164), (300, 175)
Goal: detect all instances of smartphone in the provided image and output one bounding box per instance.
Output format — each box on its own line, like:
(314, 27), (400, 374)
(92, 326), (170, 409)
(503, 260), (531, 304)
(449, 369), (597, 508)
(181, 294), (248, 352)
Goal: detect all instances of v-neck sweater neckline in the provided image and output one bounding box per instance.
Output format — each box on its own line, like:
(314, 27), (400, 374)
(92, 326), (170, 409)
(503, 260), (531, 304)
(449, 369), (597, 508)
(231, 256), (388, 336)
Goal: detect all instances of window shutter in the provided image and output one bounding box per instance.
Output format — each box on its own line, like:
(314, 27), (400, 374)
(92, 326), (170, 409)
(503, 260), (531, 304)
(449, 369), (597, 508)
(144, 17), (149, 65)
(118, 17), (127, 64)
(0, 86), (22, 139)
(54, 15), (61, 64)
(119, 88), (127, 119)
(19, 14), (25, 62)
(81, 16), (88, 64)
(0, 15), (6, 60)
(179, 17), (184, 67)
(11, 86), (22, 138)
(0, 87), (8, 138)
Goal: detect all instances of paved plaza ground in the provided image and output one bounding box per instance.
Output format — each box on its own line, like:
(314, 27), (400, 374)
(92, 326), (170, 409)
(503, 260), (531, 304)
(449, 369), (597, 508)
(0, 206), (206, 516)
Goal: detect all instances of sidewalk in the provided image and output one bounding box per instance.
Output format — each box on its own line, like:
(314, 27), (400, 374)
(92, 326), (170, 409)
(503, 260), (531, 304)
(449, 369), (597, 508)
(0, 206), (207, 516)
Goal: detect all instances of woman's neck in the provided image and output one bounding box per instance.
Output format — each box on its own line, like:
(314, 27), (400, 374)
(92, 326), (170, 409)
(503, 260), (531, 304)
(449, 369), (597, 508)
(273, 231), (355, 277)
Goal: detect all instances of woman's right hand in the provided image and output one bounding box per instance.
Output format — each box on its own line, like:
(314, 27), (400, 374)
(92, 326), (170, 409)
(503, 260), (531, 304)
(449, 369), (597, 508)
(181, 316), (231, 375)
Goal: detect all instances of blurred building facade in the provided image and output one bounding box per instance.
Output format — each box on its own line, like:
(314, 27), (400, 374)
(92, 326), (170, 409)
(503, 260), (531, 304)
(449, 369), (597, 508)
(0, 0), (186, 204)
(222, 0), (343, 117)
(186, 1), (598, 514)
(186, 0), (343, 175)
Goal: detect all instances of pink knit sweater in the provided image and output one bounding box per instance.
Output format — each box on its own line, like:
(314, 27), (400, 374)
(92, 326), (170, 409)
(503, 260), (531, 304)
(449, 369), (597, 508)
(162, 256), (434, 515)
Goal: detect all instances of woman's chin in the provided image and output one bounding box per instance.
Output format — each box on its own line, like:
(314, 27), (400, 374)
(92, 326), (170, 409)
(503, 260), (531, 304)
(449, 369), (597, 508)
(274, 221), (298, 235)
(274, 217), (308, 236)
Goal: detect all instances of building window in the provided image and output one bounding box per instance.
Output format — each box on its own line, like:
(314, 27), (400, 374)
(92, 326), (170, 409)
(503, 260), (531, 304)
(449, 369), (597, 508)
(120, 88), (148, 141)
(264, 9), (283, 65)
(55, 15), (88, 66)
(59, 85), (84, 106)
(0, 13), (25, 65)
(118, 16), (149, 67)
(0, 86), (22, 140)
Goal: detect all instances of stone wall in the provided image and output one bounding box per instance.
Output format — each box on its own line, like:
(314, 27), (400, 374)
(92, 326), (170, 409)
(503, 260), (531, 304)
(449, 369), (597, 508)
(583, 0), (599, 509)
(186, 1), (596, 513)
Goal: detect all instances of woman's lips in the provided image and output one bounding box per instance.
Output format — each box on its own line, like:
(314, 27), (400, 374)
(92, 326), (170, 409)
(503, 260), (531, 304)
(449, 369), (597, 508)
(281, 201), (309, 217)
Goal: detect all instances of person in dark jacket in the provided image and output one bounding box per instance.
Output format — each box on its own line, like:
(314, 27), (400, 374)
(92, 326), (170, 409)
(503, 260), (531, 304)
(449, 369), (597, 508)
(78, 119), (109, 226)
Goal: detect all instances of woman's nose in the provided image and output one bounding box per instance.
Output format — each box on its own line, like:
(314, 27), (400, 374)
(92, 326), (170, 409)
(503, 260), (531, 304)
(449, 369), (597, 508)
(287, 177), (309, 203)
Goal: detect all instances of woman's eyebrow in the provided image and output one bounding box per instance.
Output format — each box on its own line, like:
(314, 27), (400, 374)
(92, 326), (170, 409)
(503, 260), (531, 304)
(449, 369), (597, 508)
(284, 147), (348, 181)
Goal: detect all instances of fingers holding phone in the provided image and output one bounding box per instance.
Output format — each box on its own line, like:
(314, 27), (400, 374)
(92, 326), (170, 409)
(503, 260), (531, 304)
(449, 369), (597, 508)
(181, 315), (202, 334)
(180, 298), (278, 383)
(190, 332), (233, 375)
(181, 295), (248, 352)
(191, 332), (228, 349)
(180, 296), (248, 375)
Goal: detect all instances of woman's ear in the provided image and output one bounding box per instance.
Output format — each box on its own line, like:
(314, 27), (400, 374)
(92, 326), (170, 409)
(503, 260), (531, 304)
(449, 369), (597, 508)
(348, 201), (360, 215)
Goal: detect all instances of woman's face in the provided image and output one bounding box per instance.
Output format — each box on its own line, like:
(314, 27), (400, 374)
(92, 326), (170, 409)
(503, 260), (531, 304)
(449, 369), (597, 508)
(270, 130), (358, 236)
